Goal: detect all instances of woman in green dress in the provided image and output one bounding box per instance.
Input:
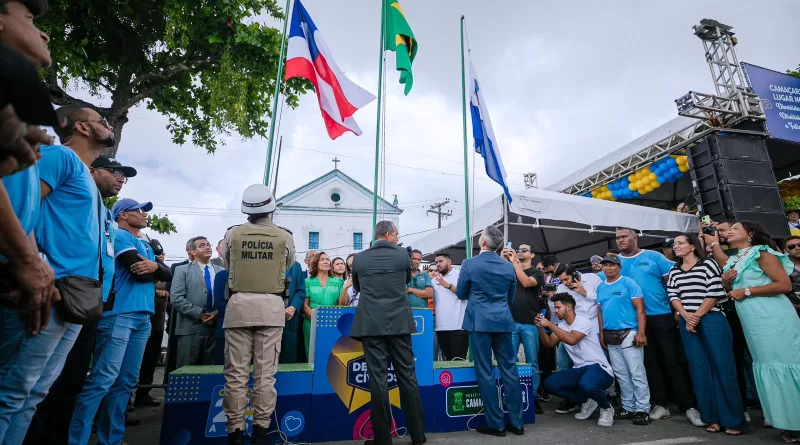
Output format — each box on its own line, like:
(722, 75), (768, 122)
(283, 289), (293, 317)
(303, 251), (344, 358)
(721, 221), (800, 442)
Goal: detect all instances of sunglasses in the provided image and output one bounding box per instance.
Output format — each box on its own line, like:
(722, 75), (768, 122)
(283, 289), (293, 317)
(787, 243), (800, 250)
(80, 117), (111, 128)
(517, 248), (530, 253)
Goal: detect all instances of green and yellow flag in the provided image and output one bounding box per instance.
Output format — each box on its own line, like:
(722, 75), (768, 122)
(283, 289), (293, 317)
(384, 0), (417, 95)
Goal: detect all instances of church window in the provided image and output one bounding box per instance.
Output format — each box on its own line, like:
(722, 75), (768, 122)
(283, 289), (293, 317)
(330, 192), (341, 203)
(353, 233), (363, 251)
(309, 232), (319, 250)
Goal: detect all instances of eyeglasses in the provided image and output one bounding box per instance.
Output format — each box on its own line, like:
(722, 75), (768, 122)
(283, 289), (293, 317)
(518, 248), (530, 253)
(99, 168), (128, 183)
(196, 242), (212, 249)
(81, 118), (110, 128)
(787, 243), (800, 250)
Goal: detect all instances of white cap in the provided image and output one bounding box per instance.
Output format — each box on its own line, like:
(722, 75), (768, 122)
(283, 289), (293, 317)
(241, 184), (276, 215)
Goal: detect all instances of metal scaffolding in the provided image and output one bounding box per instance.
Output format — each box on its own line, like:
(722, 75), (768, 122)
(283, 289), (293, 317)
(560, 19), (765, 196)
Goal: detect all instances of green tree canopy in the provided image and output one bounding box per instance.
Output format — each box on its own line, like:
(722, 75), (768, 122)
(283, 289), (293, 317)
(41, 0), (310, 157)
(790, 65), (800, 79)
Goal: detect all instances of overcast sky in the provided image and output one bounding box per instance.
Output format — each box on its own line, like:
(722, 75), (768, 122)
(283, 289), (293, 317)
(77, 0), (799, 262)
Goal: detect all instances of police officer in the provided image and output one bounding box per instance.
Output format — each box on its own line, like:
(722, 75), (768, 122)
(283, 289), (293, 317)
(222, 184), (295, 445)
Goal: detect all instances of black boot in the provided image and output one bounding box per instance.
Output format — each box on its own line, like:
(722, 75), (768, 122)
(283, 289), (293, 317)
(228, 428), (243, 445)
(251, 425), (269, 445)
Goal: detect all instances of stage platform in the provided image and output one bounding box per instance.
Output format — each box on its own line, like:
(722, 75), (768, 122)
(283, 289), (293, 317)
(160, 308), (536, 444)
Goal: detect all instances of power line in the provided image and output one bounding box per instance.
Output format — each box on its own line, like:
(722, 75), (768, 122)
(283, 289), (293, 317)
(426, 199), (453, 229)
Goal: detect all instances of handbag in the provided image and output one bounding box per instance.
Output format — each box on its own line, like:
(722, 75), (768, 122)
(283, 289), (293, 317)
(55, 192), (104, 325)
(602, 328), (631, 346)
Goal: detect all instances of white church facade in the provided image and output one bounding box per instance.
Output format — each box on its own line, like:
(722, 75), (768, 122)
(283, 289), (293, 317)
(273, 168), (402, 260)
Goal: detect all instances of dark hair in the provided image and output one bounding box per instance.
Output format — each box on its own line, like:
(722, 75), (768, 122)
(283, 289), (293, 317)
(554, 263), (576, 278)
(247, 213), (271, 224)
(345, 253), (356, 275)
(53, 105), (92, 143)
(434, 251), (450, 260)
(331, 257), (346, 278)
(551, 292), (576, 308)
(410, 249), (422, 256)
(605, 249), (620, 255)
(542, 255), (558, 268)
(375, 220), (396, 239)
(784, 236), (800, 250)
(309, 251), (333, 278)
(187, 236), (208, 250)
(736, 220), (779, 250)
(616, 227), (637, 236)
(673, 233), (706, 267)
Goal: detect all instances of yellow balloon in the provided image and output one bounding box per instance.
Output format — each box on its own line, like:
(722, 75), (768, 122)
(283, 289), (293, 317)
(649, 173), (657, 182)
(645, 185), (654, 192)
(628, 174), (636, 182)
(652, 182), (661, 189)
(628, 183), (636, 191)
(679, 165), (689, 173)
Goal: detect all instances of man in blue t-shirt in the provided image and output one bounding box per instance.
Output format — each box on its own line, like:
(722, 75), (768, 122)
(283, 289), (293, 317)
(69, 198), (171, 445)
(407, 249), (433, 308)
(0, 103), (117, 444)
(615, 228), (702, 426)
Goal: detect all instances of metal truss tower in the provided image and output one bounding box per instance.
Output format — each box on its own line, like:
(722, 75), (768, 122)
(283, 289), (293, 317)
(560, 19), (765, 196)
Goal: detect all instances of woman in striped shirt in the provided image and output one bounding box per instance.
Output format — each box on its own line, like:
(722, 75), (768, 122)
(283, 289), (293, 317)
(667, 233), (746, 436)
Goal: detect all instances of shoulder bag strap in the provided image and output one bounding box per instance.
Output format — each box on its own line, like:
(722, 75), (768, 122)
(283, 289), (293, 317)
(96, 193), (104, 283)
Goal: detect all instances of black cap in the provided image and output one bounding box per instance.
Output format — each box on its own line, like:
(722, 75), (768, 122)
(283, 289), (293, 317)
(91, 156), (137, 177)
(600, 254), (621, 266)
(1, 0), (48, 18)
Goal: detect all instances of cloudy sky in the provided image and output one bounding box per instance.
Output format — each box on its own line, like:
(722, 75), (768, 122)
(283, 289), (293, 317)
(77, 0), (799, 262)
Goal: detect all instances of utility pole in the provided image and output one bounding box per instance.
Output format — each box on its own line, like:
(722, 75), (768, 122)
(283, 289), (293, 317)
(427, 199), (453, 229)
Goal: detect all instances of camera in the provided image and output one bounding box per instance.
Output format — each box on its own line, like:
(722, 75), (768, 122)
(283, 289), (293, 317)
(702, 226), (717, 236)
(543, 283), (558, 292)
(149, 238), (164, 257)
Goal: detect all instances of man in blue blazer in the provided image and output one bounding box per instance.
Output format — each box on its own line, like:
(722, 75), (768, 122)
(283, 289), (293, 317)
(456, 225), (524, 437)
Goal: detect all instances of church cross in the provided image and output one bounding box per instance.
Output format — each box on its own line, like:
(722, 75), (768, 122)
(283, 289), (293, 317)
(332, 157), (341, 169)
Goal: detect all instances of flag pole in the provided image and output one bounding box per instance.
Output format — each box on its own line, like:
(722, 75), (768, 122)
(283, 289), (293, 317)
(263, 0), (293, 186)
(460, 15), (472, 259)
(371, 0), (387, 241)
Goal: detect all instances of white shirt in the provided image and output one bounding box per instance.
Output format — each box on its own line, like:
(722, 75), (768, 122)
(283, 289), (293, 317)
(556, 272), (601, 322)
(194, 260), (216, 290)
(558, 314), (613, 376)
(431, 268), (466, 331)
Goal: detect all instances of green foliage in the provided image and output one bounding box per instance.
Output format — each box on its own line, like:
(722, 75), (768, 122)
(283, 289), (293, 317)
(102, 196), (178, 235)
(784, 196), (800, 211)
(790, 65), (800, 79)
(40, 0), (311, 154)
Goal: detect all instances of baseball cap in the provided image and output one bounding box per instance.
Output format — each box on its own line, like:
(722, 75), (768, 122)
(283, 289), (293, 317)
(589, 255), (603, 264)
(599, 254), (621, 266)
(1, 0), (48, 18)
(91, 156), (137, 178)
(112, 198), (153, 221)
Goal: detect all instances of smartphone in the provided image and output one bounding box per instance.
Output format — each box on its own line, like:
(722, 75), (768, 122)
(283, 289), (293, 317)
(505, 241), (513, 249)
(539, 309), (547, 318)
(701, 215), (711, 225)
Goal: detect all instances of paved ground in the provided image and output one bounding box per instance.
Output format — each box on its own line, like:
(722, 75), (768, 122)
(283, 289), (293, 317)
(111, 369), (781, 445)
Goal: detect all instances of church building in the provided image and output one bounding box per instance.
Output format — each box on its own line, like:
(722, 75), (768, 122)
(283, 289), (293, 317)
(273, 163), (402, 261)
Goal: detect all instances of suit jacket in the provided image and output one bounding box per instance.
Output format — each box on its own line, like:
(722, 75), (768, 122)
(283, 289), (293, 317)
(167, 259), (190, 295)
(210, 256), (227, 270)
(456, 251), (517, 333)
(170, 261), (225, 336)
(350, 240), (414, 339)
(213, 270), (229, 340)
(285, 261), (307, 333)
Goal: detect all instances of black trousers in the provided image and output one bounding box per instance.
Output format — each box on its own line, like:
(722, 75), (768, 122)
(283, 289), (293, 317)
(24, 323), (97, 445)
(135, 320), (164, 399)
(721, 302), (749, 405)
(362, 335), (426, 445)
(643, 313), (694, 412)
(436, 330), (469, 361)
(538, 340), (556, 393)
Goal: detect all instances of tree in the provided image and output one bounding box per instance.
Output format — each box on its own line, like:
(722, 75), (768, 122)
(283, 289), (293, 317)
(790, 65), (800, 79)
(40, 0), (310, 157)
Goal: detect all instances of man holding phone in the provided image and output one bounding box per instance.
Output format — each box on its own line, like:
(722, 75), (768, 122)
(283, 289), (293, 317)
(502, 242), (545, 414)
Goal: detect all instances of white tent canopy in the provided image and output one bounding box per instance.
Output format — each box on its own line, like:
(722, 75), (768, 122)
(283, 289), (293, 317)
(411, 187), (699, 265)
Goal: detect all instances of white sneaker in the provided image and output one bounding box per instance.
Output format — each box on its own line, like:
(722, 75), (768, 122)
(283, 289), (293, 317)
(744, 411), (751, 422)
(574, 399), (599, 420)
(597, 406), (615, 427)
(686, 408), (706, 427)
(650, 405), (671, 420)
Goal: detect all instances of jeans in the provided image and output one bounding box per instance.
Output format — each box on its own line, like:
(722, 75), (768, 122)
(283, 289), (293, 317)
(68, 313), (151, 445)
(0, 307), (81, 445)
(557, 341), (573, 371)
(544, 364), (614, 409)
(644, 313), (694, 411)
(607, 330), (650, 413)
(510, 322), (540, 395)
(679, 312), (747, 431)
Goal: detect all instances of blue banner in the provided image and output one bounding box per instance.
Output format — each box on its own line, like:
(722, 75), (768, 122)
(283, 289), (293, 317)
(743, 63), (800, 143)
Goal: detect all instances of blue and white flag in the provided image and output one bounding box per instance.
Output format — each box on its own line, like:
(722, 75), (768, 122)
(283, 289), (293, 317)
(469, 61), (512, 203)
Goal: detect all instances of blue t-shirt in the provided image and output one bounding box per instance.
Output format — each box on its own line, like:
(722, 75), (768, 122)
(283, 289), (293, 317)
(408, 271), (433, 308)
(100, 208), (115, 302)
(618, 250), (674, 316)
(0, 165), (40, 260)
(36, 145), (101, 279)
(597, 276), (643, 330)
(107, 228), (155, 316)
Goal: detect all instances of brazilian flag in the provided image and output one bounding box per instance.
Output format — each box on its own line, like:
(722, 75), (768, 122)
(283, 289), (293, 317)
(384, 0), (417, 95)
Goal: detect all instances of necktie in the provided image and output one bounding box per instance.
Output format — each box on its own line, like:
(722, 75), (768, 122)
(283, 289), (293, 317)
(204, 265), (213, 311)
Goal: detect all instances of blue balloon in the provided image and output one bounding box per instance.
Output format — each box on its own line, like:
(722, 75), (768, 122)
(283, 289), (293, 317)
(676, 171), (685, 178)
(633, 191), (641, 197)
(670, 167), (679, 175)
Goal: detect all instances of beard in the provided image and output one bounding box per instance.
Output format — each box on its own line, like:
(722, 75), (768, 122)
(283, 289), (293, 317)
(90, 127), (116, 148)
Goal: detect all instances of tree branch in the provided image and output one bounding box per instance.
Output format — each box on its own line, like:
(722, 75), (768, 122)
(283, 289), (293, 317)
(45, 66), (108, 114)
(124, 58), (219, 109)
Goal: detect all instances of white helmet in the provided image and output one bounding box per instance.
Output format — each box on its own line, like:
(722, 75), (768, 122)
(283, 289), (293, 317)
(241, 184), (277, 215)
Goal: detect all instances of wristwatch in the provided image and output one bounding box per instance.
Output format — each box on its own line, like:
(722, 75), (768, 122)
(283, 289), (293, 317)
(448, 284), (455, 291)
(744, 288), (752, 297)
(709, 242), (717, 249)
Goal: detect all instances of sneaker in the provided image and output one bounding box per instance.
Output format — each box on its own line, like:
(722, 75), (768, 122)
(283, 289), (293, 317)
(686, 408), (706, 427)
(555, 400), (576, 414)
(574, 399), (599, 420)
(615, 409), (634, 420)
(744, 411), (750, 422)
(649, 405), (671, 420)
(597, 406), (614, 427)
(539, 392), (552, 402)
(633, 412), (651, 425)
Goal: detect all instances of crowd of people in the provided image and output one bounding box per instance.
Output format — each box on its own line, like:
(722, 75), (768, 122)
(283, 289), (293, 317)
(2, 1), (800, 444)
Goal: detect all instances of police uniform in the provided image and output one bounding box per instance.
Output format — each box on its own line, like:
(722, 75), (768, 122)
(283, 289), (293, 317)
(221, 185), (295, 444)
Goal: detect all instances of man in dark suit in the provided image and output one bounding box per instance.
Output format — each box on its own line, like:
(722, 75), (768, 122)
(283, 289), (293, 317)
(351, 221), (426, 445)
(456, 225), (524, 437)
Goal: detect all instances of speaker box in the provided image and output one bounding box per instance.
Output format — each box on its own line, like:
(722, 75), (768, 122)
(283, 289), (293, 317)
(688, 133), (789, 239)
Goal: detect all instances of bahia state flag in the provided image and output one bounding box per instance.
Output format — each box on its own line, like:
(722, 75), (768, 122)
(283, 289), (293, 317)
(469, 61), (512, 203)
(285, 0), (376, 139)
(384, 0), (417, 95)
